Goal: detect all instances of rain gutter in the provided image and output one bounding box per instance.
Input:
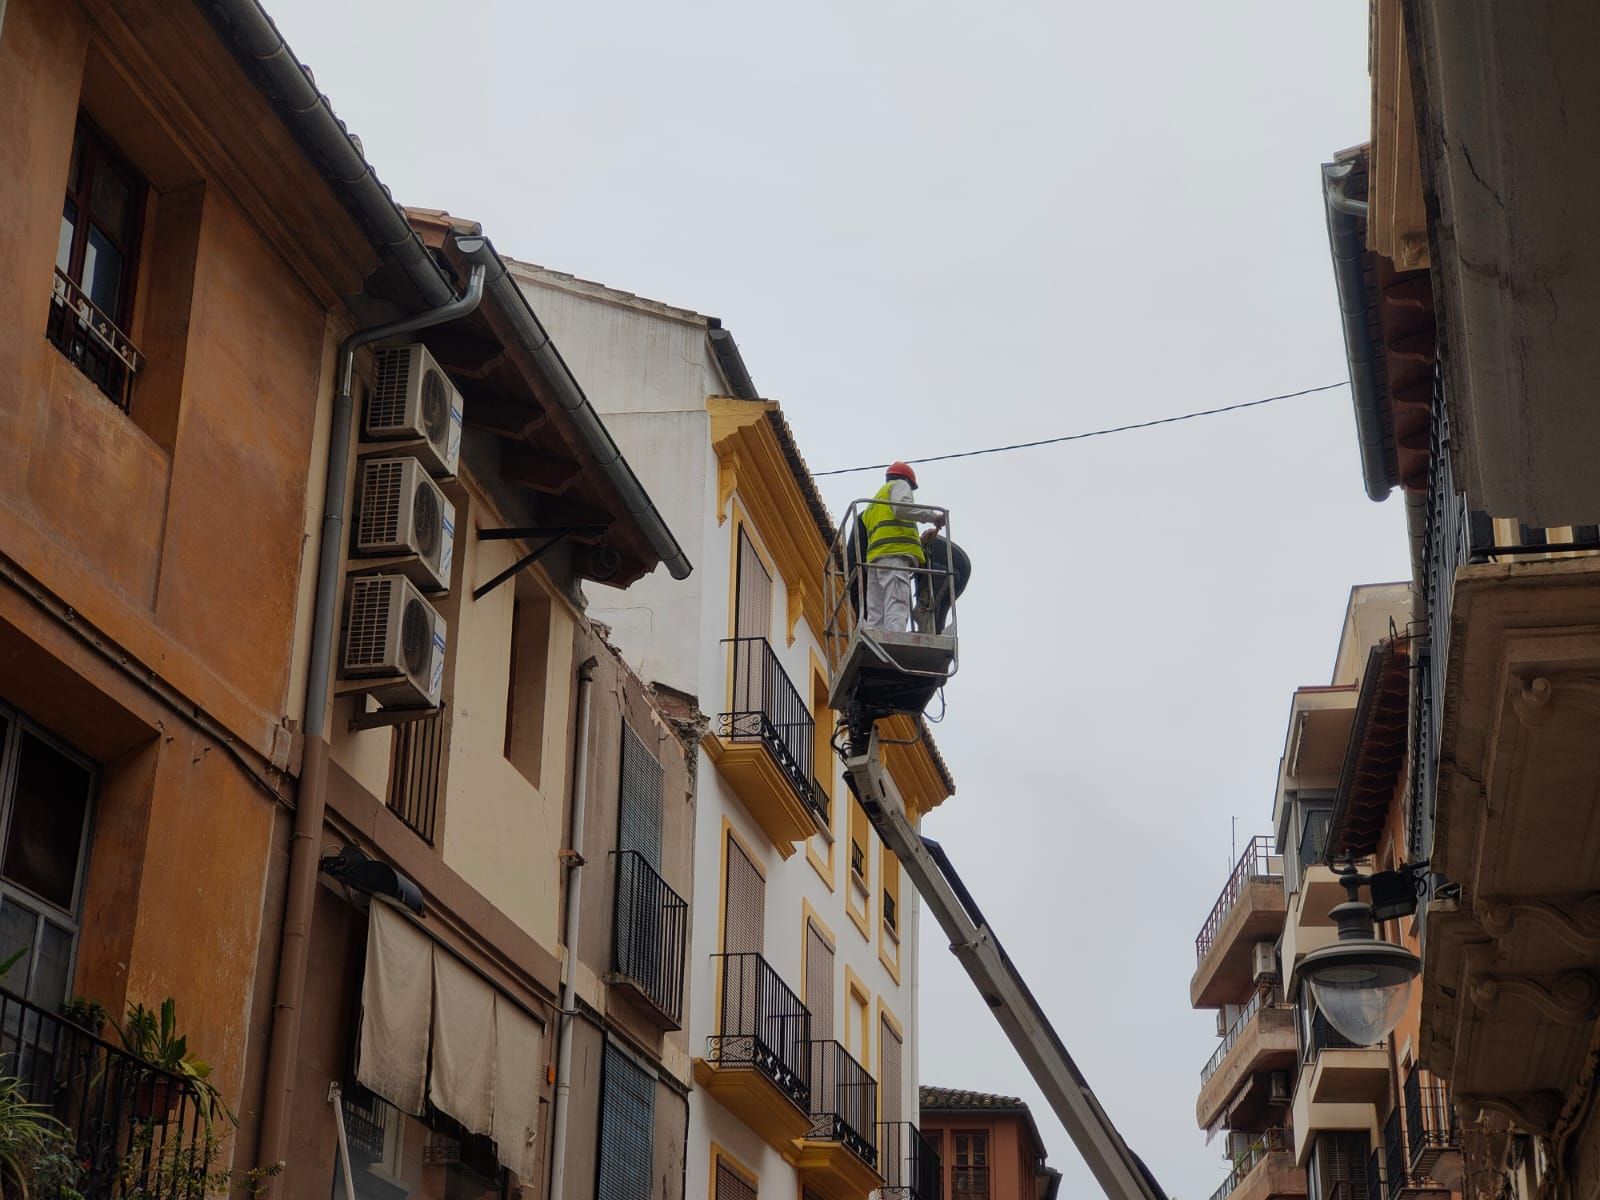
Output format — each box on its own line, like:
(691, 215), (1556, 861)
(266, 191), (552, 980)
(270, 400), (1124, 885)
(1323, 159), (1398, 502)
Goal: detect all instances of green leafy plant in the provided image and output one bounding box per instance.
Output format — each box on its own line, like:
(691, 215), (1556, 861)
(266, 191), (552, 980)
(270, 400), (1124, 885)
(0, 1074), (84, 1199)
(119, 1123), (280, 1200)
(117, 1000), (214, 1094)
(58, 999), (108, 1038)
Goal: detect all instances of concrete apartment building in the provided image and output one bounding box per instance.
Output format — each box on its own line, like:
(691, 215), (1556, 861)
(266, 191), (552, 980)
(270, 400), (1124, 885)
(1189, 588), (1466, 1200)
(0, 2), (703, 1198)
(918, 1087), (1061, 1200)
(506, 260), (955, 1200)
(1315, 4), (1600, 1198)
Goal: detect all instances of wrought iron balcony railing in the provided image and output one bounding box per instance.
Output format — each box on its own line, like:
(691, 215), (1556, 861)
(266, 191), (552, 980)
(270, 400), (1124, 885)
(806, 1039), (877, 1166)
(720, 637), (827, 825)
(1196, 836), (1283, 963)
(611, 849), (689, 1025)
(709, 952), (811, 1111)
(878, 1120), (942, 1200)
(1302, 1009), (1368, 1063)
(1207, 1128), (1288, 1200)
(1200, 987), (1286, 1085)
(1384, 1108), (1406, 1200)
(0, 988), (213, 1198)
(46, 268), (142, 412)
(1405, 1072), (1460, 1168)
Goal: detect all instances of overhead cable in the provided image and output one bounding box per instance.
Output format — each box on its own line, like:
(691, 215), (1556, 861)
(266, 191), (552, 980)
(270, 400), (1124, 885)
(812, 381), (1349, 476)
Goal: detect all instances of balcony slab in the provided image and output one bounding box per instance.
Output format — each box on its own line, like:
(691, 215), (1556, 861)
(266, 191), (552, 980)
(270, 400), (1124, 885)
(694, 1056), (814, 1155)
(792, 1138), (884, 1200)
(1198, 1004), (1298, 1131)
(705, 731), (821, 857)
(1192, 878), (1287, 1009)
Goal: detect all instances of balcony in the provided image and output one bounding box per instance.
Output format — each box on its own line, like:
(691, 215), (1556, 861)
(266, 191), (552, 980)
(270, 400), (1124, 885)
(1404, 1074), (1461, 1185)
(0, 989), (212, 1198)
(1416, 373), (1600, 1133)
(1208, 1130), (1304, 1200)
(610, 849), (689, 1027)
(1196, 990), (1297, 1132)
(694, 952), (814, 1152)
(1374, 1107), (1453, 1200)
(878, 1121), (941, 1200)
(1192, 837), (1287, 1008)
(1301, 1012), (1389, 1105)
(706, 637), (828, 857)
(46, 267), (141, 412)
(793, 1040), (882, 1200)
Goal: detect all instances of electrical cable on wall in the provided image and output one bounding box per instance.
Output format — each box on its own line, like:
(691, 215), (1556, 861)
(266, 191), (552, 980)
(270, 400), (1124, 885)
(813, 381), (1348, 477)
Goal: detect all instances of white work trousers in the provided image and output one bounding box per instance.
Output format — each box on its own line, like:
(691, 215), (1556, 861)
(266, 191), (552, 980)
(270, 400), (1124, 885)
(864, 555), (914, 632)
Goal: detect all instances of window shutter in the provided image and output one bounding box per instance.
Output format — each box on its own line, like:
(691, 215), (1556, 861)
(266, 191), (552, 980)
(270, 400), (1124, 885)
(735, 530), (772, 642)
(880, 1017), (903, 1124)
(723, 836), (765, 956)
(618, 723), (663, 866)
(806, 923), (834, 1041)
(596, 1042), (655, 1200)
(716, 1161), (758, 1200)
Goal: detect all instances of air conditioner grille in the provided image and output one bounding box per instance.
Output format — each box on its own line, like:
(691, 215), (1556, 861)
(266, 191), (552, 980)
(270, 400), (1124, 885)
(347, 578), (394, 669)
(400, 597), (432, 676)
(421, 368), (449, 442)
(412, 477), (441, 559)
(358, 460), (405, 547)
(370, 347), (413, 432)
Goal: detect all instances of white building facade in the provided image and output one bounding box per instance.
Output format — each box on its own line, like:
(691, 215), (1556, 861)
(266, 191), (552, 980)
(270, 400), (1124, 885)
(511, 262), (954, 1200)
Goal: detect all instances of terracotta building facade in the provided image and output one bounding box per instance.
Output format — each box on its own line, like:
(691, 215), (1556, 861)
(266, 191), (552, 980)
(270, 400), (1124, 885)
(919, 1087), (1062, 1200)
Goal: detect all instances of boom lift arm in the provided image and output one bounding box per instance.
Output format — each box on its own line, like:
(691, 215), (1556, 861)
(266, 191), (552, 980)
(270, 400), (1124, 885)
(843, 728), (1168, 1200)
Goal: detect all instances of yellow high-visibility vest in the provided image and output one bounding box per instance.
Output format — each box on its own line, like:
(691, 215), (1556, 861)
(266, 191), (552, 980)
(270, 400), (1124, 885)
(863, 482), (926, 564)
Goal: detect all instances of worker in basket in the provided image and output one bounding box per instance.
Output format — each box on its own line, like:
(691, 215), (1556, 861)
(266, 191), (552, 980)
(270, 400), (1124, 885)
(916, 529), (970, 634)
(861, 461), (945, 632)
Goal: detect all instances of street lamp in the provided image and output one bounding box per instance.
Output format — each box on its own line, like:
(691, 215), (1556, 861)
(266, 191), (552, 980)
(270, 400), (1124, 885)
(1298, 865), (1421, 1046)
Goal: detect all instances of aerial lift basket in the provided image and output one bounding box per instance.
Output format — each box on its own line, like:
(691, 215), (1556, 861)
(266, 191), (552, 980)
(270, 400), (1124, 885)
(823, 499), (959, 733)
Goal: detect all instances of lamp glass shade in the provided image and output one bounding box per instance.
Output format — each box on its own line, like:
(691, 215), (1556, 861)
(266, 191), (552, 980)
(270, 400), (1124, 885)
(1301, 940), (1420, 1046)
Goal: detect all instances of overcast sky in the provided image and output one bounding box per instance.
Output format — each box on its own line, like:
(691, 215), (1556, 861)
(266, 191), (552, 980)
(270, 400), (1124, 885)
(265, 2), (1408, 1194)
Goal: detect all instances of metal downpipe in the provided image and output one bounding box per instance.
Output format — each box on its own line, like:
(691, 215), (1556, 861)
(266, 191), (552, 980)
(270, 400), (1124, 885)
(547, 655), (599, 1200)
(256, 244), (490, 1184)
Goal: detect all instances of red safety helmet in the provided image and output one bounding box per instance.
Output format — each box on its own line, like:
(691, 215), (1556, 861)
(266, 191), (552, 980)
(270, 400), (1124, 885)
(886, 461), (918, 488)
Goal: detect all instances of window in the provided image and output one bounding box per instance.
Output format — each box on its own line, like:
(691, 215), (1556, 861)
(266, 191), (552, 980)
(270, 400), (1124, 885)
(388, 705), (445, 844)
(596, 1042), (655, 1200)
(1308, 1132), (1370, 1200)
(614, 726), (686, 1023)
(850, 798), (870, 892)
(880, 1015), (903, 1124)
(882, 851), (900, 937)
(503, 589), (553, 791)
(715, 1159), (757, 1200)
(0, 710), (94, 1009)
(333, 1088), (507, 1200)
(806, 920), (835, 1041)
(48, 119), (145, 410)
(953, 1131), (990, 1200)
(723, 833), (765, 955)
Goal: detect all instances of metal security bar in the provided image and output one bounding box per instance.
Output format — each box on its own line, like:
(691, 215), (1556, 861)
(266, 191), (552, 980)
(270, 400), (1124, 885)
(388, 705), (445, 842)
(708, 952), (811, 1111)
(611, 849), (688, 1025)
(1195, 836), (1283, 963)
(1405, 1072), (1459, 1169)
(46, 268), (142, 412)
(1206, 1129), (1287, 1200)
(720, 637), (826, 824)
(0, 989), (213, 1198)
(879, 1121), (942, 1200)
(1200, 987), (1285, 1085)
(806, 1039), (878, 1166)
(1367, 1147), (1385, 1200)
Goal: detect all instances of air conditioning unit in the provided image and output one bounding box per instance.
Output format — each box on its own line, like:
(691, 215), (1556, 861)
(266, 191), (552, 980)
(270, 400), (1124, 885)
(1268, 1069), (1291, 1103)
(341, 575), (446, 709)
(354, 456), (455, 592)
(1252, 942), (1280, 984)
(365, 343), (463, 477)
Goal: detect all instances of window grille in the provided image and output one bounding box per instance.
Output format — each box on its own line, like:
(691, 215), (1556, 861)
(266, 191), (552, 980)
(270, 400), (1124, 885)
(596, 1041), (655, 1200)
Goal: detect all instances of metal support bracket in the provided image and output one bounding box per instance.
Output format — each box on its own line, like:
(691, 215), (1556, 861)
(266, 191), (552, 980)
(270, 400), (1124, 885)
(348, 704), (441, 734)
(471, 525), (609, 602)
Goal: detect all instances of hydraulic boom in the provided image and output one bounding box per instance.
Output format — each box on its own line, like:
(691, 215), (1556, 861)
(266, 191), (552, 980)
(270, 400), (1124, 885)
(843, 727), (1168, 1200)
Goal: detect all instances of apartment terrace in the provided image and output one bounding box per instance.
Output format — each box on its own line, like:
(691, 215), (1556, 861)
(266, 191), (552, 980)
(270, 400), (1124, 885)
(1192, 837), (1287, 1008)
(1197, 988), (1297, 1132)
(1208, 1130), (1304, 1200)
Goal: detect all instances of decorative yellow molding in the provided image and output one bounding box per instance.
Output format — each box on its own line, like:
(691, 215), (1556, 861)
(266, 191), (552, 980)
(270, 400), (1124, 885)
(882, 716), (954, 816)
(707, 397), (830, 643)
(704, 730), (821, 858)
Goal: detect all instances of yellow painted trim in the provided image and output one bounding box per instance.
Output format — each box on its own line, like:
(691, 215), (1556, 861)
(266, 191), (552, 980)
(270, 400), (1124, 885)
(844, 967), (871, 1066)
(806, 652), (838, 891)
(877, 848), (902, 985)
(708, 396), (829, 643)
(709, 1140), (760, 1196)
(704, 731), (818, 857)
(882, 716), (954, 816)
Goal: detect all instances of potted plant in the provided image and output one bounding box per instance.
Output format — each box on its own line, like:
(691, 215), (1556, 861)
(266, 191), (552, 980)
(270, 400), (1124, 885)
(57, 999), (107, 1039)
(116, 1000), (219, 1123)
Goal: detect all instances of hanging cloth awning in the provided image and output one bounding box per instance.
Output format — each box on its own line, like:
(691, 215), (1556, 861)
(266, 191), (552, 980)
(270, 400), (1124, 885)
(356, 903), (543, 1182)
